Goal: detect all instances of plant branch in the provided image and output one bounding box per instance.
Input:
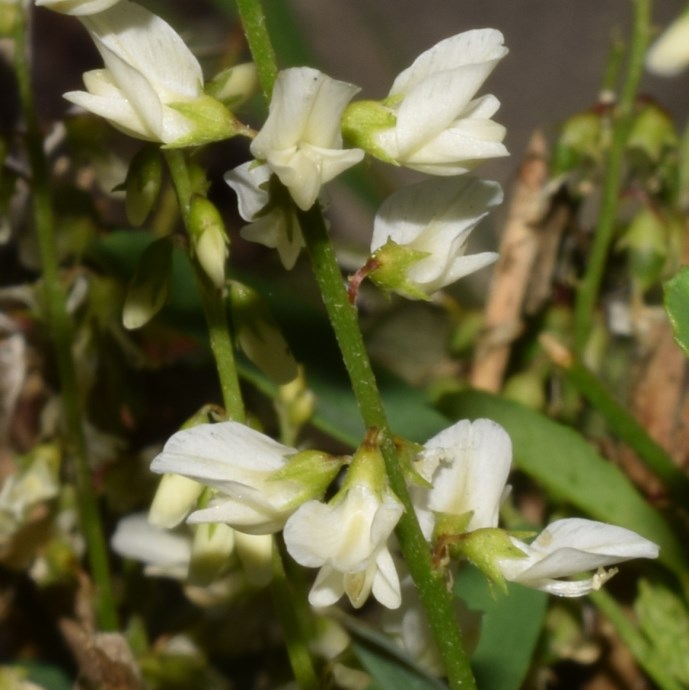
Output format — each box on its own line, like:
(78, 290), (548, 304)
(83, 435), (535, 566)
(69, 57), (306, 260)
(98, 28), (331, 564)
(13, 4), (118, 631)
(574, 0), (652, 354)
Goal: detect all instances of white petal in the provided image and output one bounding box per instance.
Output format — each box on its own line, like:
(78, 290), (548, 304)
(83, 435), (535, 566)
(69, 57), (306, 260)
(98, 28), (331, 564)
(111, 513), (191, 570)
(36, 0), (121, 15)
(224, 162), (271, 221)
(309, 565), (345, 607)
(150, 421), (294, 484)
(372, 548), (402, 609)
(390, 29), (508, 96)
(394, 64), (502, 159)
(423, 419), (512, 530)
(646, 12), (689, 76)
(82, 3), (203, 102)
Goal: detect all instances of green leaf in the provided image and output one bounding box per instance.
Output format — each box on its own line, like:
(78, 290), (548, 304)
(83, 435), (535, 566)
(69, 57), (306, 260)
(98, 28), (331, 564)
(664, 266), (689, 358)
(439, 390), (688, 580)
(457, 565), (548, 690)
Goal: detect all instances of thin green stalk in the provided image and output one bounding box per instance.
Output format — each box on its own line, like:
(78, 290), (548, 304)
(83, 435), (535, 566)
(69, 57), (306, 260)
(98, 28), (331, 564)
(235, 0), (278, 101)
(163, 150), (245, 422)
(298, 206), (477, 690)
(541, 335), (689, 504)
(574, 0), (652, 354)
(591, 589), (683, 690)
(13, 5), (117, 630)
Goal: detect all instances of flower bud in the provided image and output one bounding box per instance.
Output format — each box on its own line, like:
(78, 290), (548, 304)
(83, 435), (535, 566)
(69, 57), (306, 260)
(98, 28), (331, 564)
(188, 522), (235, 586)
(230, 281), (297, 384)
(206, 63), (259, 109)
(148, 473), (205, 529)
(627, 103), (677, 163)
(189, 197), (229, 289)
(122, 237), (173, 330)
(234, 532), (273, 587)
(617, 207), (669, 295)
(125, 145), (163, 226)
(552, 111), (603, 176)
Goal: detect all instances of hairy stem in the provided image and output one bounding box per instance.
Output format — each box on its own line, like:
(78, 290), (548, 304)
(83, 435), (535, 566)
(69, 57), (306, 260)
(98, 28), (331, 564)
(298, 206), (477, 690)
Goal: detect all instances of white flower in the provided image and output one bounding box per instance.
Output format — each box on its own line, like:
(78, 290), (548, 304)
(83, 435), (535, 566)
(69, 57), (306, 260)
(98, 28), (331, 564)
(36, 0), (120, 15)
(225, 161), (304, 269)
(349, 29), (508, 174)
(250, 67), (364, 210)
(150, 422), (341, 534)
(498, 518), (660, 597)
(284, 483), (404, 609)
(646, 11), (689, 76)
(149, 422), (300, 534)
(62, 2), (233, 144)
(370, 176), (502, 297)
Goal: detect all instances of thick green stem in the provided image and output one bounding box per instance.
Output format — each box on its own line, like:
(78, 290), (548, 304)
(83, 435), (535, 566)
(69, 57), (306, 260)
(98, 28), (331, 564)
(163, 150), (245, 422)
(235, 1), (476, 684)
(235, 0), (278, 101)
(14, 6), (117, 630)
(574, 0), (652, 354)
(298, 207), (477, 690)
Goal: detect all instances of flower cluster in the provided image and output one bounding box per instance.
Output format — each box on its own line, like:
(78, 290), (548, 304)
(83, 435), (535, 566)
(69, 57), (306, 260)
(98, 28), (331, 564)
(146, 417), (658, 613)
(228, 29), (508, 295)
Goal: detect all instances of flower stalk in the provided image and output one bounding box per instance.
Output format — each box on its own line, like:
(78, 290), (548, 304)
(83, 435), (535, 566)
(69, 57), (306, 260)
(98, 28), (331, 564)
(13, 3), (118, 631)
(163, 149), (245, 422)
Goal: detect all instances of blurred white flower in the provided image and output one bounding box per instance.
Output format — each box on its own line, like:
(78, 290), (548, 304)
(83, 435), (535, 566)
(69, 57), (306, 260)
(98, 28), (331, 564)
(36, 0), (120, 15)
(284, 483), (403, 609)
(111, 513), (192, 579)
(646, 11), (689, 76)
(250, 67), (364, 210)
(61, 2), (234, 145)
(344, 29), (508, 174)
(369, 176), (502, 298)
(413, 418), (512, 538)
(225, 161), (304, 269)
(498, 518), (660, 597)
(150, 421), (341, 534)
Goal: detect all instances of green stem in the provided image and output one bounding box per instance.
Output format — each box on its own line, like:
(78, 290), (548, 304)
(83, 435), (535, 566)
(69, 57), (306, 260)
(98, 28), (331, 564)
(13, 6), (117, 630)
(591, 589), (683, 690)
(298, 207), (477, 690)
(574, 0), (652, 354)
(163, 150), (245, 422)
(234, 0), (476, 681)
(235, 0), (278, 100)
